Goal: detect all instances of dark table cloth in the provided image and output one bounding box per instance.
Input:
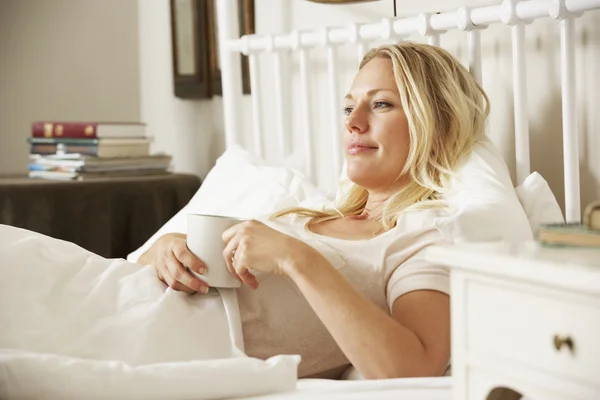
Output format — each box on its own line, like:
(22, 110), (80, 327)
(0, 173), (201, 259)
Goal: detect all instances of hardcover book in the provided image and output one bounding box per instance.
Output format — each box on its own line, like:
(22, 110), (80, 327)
(538, 224), (600, 248)
(28, 154), (172, 172)
(32, 121), (146, 139)
(28, 169), (169, 181)
(28, 138), (151, 158)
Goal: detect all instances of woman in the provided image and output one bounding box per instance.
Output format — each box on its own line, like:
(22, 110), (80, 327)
(138, 42), (490, 380)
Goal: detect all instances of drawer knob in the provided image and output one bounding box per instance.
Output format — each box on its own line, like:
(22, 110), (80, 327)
(553, 335), (575, 353)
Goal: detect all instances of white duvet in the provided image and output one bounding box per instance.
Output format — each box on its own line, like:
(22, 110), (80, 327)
(0, 224), (299, 399)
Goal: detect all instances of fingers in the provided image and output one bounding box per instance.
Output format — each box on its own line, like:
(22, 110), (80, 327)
(173, 241), (207, 275)
(222, 234), (244, 285)
(164, 255), (209, 294)
(222, 221), (245, 243)
(170, 280), (196, 295)
(222, 222), (262, 290)
(223, 236), (259, 289)
(238, 269), (259, 290)
(161, 268), (195, 294)
(229, 258), (258, 290)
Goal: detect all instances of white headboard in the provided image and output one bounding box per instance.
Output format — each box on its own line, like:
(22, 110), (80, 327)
(216, 0), (600, 223)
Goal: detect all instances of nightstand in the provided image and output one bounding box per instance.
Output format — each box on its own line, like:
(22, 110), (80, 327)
(0, 173), (201, 258)
(425, 242), (600, 400)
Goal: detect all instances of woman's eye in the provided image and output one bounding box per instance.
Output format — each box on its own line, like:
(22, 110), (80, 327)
(342, 106), (354, 116)
(374, 101), (391, 109)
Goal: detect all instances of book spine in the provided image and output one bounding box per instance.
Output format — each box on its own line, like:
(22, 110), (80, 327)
(32, 122), (99, 139)
(30, 143), (100, 156)
(28, 137), (99, 145)
(28, 164), (78, 173)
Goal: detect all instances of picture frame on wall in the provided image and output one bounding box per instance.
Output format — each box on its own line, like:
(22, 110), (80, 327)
(170, 0), (210, 98)
(170, 0), (254, 99)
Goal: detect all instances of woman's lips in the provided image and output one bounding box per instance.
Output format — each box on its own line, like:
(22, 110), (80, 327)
(347, 144), (377, 155)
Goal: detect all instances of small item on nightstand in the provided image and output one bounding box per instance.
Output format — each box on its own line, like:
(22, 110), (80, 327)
(537, 200), (600, 248)
(583, 200), (600, 231)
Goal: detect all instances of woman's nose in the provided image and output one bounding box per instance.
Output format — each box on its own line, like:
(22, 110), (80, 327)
(344, 107), (368, 134)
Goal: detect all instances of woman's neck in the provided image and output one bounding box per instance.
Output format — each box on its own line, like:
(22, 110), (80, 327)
(356, 193), (392, 221)
(354, 181), (407, 221)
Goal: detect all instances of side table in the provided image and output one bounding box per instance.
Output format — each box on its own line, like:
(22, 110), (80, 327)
(425, 242), (600, 400)
(0, 173), (201, 258)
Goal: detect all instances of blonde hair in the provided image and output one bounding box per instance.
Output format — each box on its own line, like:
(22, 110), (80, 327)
(272, 41), (490, 231)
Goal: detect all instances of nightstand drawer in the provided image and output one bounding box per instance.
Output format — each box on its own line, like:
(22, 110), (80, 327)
(466, 279), (600, 387)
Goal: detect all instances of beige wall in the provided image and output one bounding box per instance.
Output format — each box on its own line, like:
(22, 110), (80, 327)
(138, 0), (219, 178)
(0, 0), (141, 175)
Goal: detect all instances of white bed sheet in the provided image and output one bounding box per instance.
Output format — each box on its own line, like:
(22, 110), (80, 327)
(238, 377), (452, 400)
(0, 224), (299, 400)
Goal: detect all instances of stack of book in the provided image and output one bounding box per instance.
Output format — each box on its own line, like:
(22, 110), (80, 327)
(537, 201), (600, 248)
(27, 121), (172, 181)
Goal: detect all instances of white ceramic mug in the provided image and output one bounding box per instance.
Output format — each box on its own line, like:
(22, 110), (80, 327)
(186, 214), (244, 288)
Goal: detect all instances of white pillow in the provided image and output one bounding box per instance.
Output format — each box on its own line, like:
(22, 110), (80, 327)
(434, 136), (534, 242)
(515, 171), (564, 234)
(127, 145), (325, 263)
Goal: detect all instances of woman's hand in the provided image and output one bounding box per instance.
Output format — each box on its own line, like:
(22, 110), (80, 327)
(222, 220), (315, 289)
(138, 233), (210, 294)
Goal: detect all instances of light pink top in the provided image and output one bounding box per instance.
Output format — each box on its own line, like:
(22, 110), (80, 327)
(237, 212), (450, 378)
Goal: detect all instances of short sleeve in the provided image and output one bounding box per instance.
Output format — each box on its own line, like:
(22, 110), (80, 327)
(385, 255), (449, 311)
(383, 211), (451, 311)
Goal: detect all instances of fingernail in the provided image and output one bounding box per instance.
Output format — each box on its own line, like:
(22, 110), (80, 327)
(199, 286), (209, 294)
(198, 267), (206, 275)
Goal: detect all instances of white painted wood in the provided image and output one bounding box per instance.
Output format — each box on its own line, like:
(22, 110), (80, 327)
(560, 17), (581, 223)
(216, 0), (243, 148)
(427, 35), (441, 47)
(450, 271), (468, 400)
(426, 243), (600, 400)
(425, 242), (600, 294)
(326, 45), (342, 182)
(467, 365), (597, 400)
(248, 53), (264, 158)
(272, 50), (288, 159)
(225, 1), (600, 53)
(467, 278), (600, 386)
(357, 42), (367, 65)
(512, 23), (531, 185)
(467, 30), (482, 85)
(298, 49), (314, 179)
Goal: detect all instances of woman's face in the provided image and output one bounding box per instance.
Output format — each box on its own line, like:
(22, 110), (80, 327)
(342, 57), (410, 192)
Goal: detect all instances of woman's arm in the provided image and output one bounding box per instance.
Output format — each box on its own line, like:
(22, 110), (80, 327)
(221, 220), (450, 379)
(287, 246), (450, 380)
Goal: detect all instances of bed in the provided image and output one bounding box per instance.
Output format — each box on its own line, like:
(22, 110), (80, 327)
(1, 0), (599, 399)
(210, 0), (599, 398)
